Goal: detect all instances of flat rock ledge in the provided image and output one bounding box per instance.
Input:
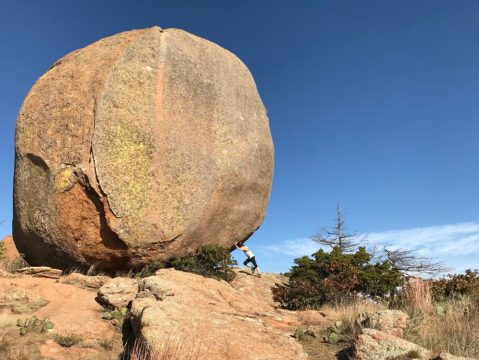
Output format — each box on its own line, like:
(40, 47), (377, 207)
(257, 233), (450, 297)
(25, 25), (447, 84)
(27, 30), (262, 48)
(16, 266), (63, 279)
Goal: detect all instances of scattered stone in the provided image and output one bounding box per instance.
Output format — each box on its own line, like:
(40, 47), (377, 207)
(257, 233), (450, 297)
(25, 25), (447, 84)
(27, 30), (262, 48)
(58, 273), (110, 289)
(96, 277), (138, 308)
(360, 309), (409, 337)
(13, 26), (273, 272)
(17, 267), (62, 279)
(355, 328), (431, 360)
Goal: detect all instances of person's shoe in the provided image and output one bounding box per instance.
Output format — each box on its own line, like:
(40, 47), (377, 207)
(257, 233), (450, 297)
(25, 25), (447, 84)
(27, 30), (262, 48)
(251, 267), (256, 274)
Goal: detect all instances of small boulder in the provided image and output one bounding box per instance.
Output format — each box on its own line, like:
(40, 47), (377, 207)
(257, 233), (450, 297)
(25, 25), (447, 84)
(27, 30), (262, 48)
(96, 277), (138, 308)
(58, 273), (110, 289)
(359, 309), (409, 337)
(136, 276), (174, 300)
(16, 267), (62, 279)
(355, 328), (431, 360)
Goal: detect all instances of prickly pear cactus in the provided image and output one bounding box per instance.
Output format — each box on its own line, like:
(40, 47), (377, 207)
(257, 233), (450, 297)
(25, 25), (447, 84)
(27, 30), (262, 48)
(16, 316), (54, 335)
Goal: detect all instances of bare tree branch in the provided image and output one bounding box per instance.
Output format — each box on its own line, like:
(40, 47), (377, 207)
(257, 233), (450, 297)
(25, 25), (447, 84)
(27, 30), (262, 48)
(384, 247), (450, 276)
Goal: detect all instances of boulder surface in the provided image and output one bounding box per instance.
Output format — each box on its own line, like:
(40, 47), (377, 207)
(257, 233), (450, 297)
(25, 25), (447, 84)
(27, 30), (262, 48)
(13, 26), (274, 271)
(129, 269), (307, 360)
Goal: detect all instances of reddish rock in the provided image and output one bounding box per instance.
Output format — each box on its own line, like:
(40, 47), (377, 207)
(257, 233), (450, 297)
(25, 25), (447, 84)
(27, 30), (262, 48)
(0, 275), (121, 358)
(16, 266), (63, 279)
(130, 269), (307, 360)
(1, 235), (20, 262)
(13, 26), (273, 271)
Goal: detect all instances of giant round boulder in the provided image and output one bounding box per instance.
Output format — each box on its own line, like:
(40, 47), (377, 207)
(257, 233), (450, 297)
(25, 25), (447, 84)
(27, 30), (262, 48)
(13, 26), (274, 272)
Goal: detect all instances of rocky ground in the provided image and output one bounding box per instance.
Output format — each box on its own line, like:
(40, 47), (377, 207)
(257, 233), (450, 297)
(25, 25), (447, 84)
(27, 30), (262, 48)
(1, 235), (477, 359)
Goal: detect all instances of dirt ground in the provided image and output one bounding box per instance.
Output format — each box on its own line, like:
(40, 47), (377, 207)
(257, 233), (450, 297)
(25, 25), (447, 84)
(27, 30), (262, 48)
(0, 275), (123, 360)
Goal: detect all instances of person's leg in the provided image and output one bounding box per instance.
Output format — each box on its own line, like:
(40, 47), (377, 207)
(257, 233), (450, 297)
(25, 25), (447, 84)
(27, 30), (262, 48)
(250, 257), (258, 270)
(243, 258), (251, 267)
(251, 257), (260, 275)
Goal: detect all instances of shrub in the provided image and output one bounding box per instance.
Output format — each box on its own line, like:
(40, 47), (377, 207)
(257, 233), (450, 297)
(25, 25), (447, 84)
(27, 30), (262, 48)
(273, 246), (402, 310)
(273, 282), (323, 310)
(136, 260), (166, 278)
(55, 333), (83, 347)
(169, 245), (237, 282)
(432, 269), (479, 300)
(134, 245), (237, 282)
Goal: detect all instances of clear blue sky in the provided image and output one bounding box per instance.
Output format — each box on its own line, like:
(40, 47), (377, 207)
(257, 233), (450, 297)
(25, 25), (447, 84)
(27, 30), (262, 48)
(1, 1), (478, 273)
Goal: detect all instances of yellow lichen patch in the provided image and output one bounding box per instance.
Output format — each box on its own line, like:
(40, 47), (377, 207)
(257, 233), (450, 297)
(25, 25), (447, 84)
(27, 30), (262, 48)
(56, 168), (76, 192)
(106, 124), (152, 219)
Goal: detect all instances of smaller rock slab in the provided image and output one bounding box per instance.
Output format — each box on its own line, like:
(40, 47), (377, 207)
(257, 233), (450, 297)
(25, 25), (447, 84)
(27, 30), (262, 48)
(359, 309), (409, 337)
(17, 267), (62, 279)
(58, 273), (110, 289)
(356, 328), (431, 360)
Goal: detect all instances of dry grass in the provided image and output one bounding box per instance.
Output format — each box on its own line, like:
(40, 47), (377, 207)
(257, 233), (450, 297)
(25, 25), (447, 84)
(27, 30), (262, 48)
(124, 335), (245, 360)
(402, 278), (433, 314)
(296, 292), (479, 358)
(404, 295), (479, 358)
(126, 335), (202, 360)
(321, 300), (384, 322)
(97, 336), (115, 351)
(1, 256), (29, 274)
(55, 333), (83, 347)
(0, 332), (46, 360)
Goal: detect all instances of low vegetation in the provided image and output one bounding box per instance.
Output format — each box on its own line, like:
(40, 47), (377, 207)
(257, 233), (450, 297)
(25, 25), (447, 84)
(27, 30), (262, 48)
(0, 241), (29, 274)
(279, 208), (479, 359)
(102, 307), (129, 330)
(125, 335), (203, 360)
(400, 273), (479, 358)
(16, 316), (54, 336)
(272, 245), (403, 310)
(98, 337), (115, 351)
(55, 333), (83, 347)
(135, 245), (237, 282)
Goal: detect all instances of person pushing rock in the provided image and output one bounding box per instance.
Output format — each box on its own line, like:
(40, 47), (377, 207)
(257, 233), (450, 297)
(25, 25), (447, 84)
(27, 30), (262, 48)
(235, 241), (261, 276)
